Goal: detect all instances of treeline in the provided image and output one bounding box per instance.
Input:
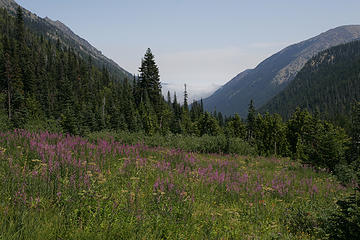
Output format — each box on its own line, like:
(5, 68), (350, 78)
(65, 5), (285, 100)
(228, 101), (359, 176)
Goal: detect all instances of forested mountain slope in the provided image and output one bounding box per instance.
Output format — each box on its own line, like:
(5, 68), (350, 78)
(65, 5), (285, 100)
(261, 40), (360, 126)
(0, 7), (211, 136)
(203, 25), (360, 117)
(0, 0), (132, 80)
(0, 7), (140, 133)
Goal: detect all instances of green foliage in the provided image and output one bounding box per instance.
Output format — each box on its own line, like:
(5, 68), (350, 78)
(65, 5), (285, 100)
(246, 99), (256, 141)
(225, 114), (246, 139)
(262, 40), (360, 131)
(15, 7), (25, 43)
(325, 191), (360, 239)
(287, 108), (349, 171)
(254, 113), (289, 156)
(197, 112), (221, 136)
(0, 6), (357, 238)
(138, 48), (162, 115)
(1, 10), (212, 137)
(23, 118), (63, 133)
(87, 131), (256, 155)
(334, 163), (358, 184)
(281, 201), (329, 238)
(351, 101), (360, 163)
(0, 6), (358, 197)
(190, 99), (204, 122)
(0, 93), (10, 131)
(0, 130), (351, 239)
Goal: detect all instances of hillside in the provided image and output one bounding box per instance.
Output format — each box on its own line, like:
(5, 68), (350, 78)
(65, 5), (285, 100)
(0, 0), (132, 81)
(261, 40), (360, 125)
(203, 25), (360, 117)
(0, 7), (141, 134)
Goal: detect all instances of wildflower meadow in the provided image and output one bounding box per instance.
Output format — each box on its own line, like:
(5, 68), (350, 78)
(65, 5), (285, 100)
(0, 130), (351, 239)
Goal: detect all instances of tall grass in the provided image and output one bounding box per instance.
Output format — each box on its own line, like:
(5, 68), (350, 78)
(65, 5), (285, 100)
(87, 131), (256, 155)
(0, 129), (350, 239)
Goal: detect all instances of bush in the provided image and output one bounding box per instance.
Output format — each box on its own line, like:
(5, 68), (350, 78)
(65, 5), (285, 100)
(334, 163), (358, 184)
(24, 118), (63, 133)
(0, 93), (11, 131)
(0, 112), (11, 131)
(325, 190), (360, 239)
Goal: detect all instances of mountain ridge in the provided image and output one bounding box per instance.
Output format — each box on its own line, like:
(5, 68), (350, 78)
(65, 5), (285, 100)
(203, 25), (360, 117)
(0, 0), (132, 80)
(261, 39), (360, 127)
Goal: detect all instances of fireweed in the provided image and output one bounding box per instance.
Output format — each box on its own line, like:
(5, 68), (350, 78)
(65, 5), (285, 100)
(0, 129), (351, 239)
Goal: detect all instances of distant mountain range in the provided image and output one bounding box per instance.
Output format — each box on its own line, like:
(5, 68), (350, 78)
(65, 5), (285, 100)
(0, 0), (132, 81)
(261, 40), (360, 126)
(203, 25), (360, 117)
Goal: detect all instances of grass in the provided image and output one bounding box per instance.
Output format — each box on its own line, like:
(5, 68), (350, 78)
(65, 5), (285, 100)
(86, 131), (257, 155)
(0, 129), (351, 239)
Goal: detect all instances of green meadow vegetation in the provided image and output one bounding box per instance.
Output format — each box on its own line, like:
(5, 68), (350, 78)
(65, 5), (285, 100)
(0, 130), (354, 239)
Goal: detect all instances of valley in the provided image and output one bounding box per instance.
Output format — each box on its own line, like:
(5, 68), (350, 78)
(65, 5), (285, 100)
(0, 0), (359, 239)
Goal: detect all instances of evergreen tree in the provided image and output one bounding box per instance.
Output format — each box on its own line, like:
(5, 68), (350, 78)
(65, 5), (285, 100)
(167, 90), (171, 106)
(254, 113), (288, 156)
(190, 100), (203, 122)
(197, 112), (221, 136)
(126, 79), (140, 132)
(5, 42), (25, 126)
(15, 6), (25, 44)
(183, 84), (188, 111)
(231, 114), (246, 138)
(138, 48), (162, 114)
(351, 101), (360, 162)
(180, 84), (192, 134)
(0, 93), (10, 130)
(287, 108), (349, 170)
(139, 91), (158, 135)
(247, 99), (256, 141)
(171, 92), (182, 134)
(217, 112), (224, 127)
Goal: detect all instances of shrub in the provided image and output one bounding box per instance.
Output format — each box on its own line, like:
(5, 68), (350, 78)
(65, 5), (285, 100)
(334, 163), (358, 184)
(24, 118), (63, 133)
(325, 190), (360, 239)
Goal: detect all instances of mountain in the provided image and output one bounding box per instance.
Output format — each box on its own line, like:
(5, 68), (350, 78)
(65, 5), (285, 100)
(261, 40), (360, 127)
(0, 5), (195, 136)
(203, 25), (360, 117)
(0, 0), (132, 80)
(0, 5), (141, 134)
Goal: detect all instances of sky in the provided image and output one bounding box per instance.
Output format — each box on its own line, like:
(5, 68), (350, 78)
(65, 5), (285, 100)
(16, 0), (360, 102)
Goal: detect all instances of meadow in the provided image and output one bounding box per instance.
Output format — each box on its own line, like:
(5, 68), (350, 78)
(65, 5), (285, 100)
(0, 130), (351, 239)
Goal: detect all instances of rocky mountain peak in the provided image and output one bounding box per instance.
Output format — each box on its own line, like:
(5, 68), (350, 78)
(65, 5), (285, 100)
(272, 25), (360, 85)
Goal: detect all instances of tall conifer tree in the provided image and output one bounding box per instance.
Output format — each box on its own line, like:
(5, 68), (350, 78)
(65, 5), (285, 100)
(247, 99), (256, 141)
(138, 48), (161, 114)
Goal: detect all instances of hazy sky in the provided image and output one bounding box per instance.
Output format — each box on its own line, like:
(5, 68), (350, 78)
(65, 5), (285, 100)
(16, 0), (360, 101)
